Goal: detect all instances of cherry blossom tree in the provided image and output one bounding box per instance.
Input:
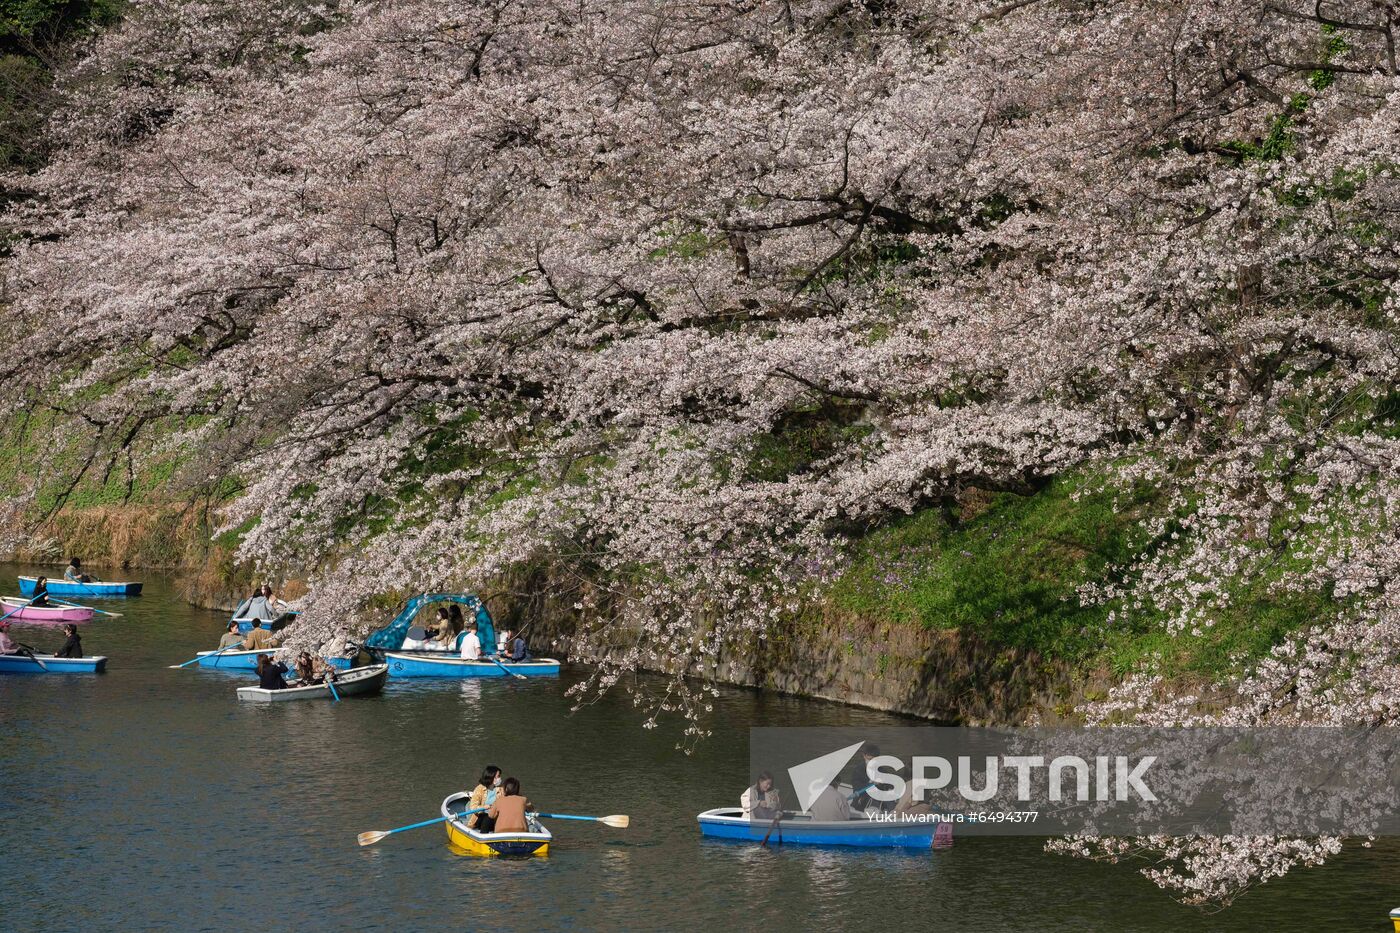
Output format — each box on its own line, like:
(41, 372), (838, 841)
(2, 0), (1398, 905)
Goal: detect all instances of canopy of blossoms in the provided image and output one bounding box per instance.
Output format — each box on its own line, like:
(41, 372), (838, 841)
(2, 0), (1398, 906)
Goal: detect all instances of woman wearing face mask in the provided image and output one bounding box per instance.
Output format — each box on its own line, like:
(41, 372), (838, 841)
(466, 765), (504, 832)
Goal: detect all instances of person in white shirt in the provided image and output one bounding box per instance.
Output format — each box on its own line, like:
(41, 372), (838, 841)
(459, 622), (482, 660)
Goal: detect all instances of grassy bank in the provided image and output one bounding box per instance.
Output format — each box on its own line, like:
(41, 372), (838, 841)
(829, 472), (1337, 688)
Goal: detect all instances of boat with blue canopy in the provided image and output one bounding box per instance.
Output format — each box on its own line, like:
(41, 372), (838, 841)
(20, 576), (142, 597)
(367, 593), (559, 678)
(365, 593), (497, 658)
(0, 653), (108, 674)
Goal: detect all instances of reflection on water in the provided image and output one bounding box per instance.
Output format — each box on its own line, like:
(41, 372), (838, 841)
(1, 563), (1394, 932)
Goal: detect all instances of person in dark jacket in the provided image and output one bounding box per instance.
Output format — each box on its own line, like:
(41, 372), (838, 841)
(31, 576), (51, 607)
(54, 624), (82, 658)
(506, 631), (528, 662)
(256, 653), (289, 690)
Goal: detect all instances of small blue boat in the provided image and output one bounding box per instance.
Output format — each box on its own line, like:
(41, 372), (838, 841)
(19, 576), (141, 597)
(384, 652), (560, 678)
(233, 617), (291, 634)
(696, 808), (948, 848)
(0, 653), (108, 674)
(194, 648), (354, 671)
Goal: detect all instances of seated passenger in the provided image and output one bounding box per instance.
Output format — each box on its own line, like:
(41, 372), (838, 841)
(741, 771), (781, 820)
(506, 631), (528, 662)
(806, 781), (853, 822)
(218, 621), (244, 650)
(64, 558), (93, 583)
(485, 777), (533, 833)
(31, 576), (51, 607)
(0, 620), (20, 655)
(54, 624), (83, 659)
(467, 765), (503, 831)
(256, 654), (289, 689)
(233, 584), (287, 623)
(242, 623), (278, 651)
(458, 622), (482, 661)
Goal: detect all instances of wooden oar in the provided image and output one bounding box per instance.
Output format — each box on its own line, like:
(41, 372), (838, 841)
(357, 806), (486, 847)
(533, 812), (630, 828)
(761, 809), (784, 848)
(49, 597), (122, 618)
(0, 595), (39, 624)
(488, 654), (526, 680)
(169, 642), (244, 669)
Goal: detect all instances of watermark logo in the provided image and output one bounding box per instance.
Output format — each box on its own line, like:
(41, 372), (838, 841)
(752, 727), (1400, 836)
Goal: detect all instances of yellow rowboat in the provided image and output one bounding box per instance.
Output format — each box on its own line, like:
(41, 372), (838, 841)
(441, 792), (550, 858)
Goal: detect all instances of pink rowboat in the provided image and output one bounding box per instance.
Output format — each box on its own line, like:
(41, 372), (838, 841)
(0, 597), (95, 623)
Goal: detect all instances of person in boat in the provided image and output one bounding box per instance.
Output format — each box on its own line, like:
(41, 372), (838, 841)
(484, 777), (534, 833)
(849, 742), (892, 813)
(466, 765), (504, 831)
(54, 624), (83, 659)
(447, 604), (466, 644)
(30, 575), (51, 607)
(807, 778), (853, 822)
(459, 621), (482, 661)
(233, 584), (288, 625)
(218, 621), (244, 650)
(741, 771), (781, 820)
(0, 620), (20, 655)
(505, 629), (529, 662)
(436, 608), (461, 650)
(64, 558), (94, 583)
(292, 651), (337, 685)
(256, 653), (290, 689)
(242, 621), (279, 651)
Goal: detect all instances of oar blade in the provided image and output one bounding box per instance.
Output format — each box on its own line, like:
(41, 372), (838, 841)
(357, 830), (389, 847)
(599, 815), (629, 828)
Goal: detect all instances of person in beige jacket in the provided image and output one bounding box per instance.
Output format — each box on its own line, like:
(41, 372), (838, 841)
(242, 624), (278, 651)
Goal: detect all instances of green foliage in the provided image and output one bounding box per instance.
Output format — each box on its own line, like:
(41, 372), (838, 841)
(833, 475), (1154, 658)
(832, 472), (1337, 681)
(0, 0), (123, 171)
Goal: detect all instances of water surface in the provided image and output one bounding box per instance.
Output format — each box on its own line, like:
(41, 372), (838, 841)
(0, 564), (1393, 931)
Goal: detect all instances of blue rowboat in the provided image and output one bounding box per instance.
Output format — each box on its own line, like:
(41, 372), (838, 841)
(696, 808), (949, 848)
(0, 654), (108, 674)
(194, 648), (354, 671)
(232, 613), (298, 634)
(384, 652), (560, 678)
(19, 576), (142, 597)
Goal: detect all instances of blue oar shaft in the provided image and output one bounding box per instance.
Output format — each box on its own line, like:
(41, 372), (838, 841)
(384, 807), (486, 837)
(533, 812), (604, 822)
(0, 595), (39, 624)
(174, 642), (241, 669)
